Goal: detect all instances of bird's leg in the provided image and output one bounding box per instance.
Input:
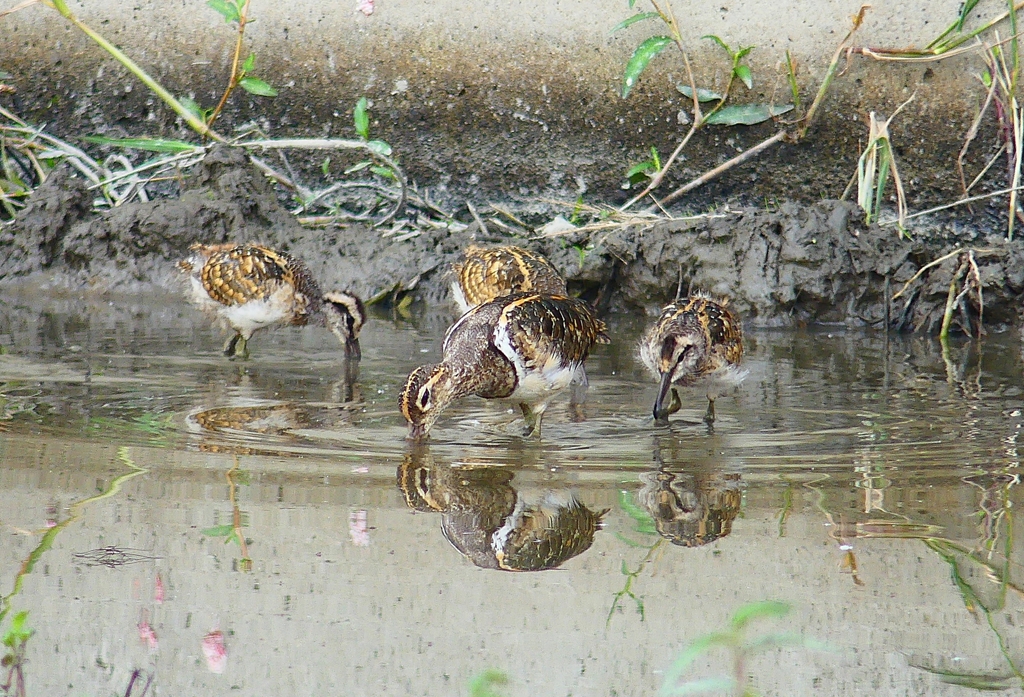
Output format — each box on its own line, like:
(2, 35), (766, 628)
(567, 367), (588, 423)
(520, 403), (543, 438)
(703, 396), (716, 425)
(224, 333), (241, 359)
(224, 333), (250, 361)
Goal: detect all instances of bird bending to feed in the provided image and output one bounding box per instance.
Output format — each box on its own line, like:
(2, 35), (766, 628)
(639, 292), (745, 425)
(451, 244), (567, 314)
(399, 293), (609, 440)
(179, 243), (365, 361)
(451, 244), (592, 418)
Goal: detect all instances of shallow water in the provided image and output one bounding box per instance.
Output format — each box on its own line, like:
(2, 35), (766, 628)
(0, 292), (1022, 696)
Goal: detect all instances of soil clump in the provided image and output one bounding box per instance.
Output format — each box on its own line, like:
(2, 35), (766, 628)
(2, 146), (1021, 334)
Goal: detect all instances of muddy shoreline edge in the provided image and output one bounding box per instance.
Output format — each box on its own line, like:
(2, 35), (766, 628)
(2, 147), (1022, 335)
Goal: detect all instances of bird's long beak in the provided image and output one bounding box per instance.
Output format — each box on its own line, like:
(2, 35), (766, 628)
(653, 371), (675, 422)
(345, 337), (362, 362)
(407, 423), (430, 442)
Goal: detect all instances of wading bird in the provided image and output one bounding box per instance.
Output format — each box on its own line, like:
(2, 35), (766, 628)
(450, 244), (567, 314)
(400, 293), (608, 439)
(179, 243), (364, 361)
(639, 293), (745, 425)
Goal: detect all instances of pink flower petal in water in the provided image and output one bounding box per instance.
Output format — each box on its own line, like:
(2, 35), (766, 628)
(154, 574), (165, 604)
(138, 620), (159, 652)
(349, 509), (370, 547)
(202, 630), (228, 674)
(357, 0), (374, 15)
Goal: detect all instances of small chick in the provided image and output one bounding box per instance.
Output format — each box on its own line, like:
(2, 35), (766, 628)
(451, 245), (567, 314)
(639, 293), (745, 425)
(399, 293), (608, 440)
(179, 243), (364, 361)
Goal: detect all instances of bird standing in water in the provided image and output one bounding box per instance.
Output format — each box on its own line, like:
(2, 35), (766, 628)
(451, 244), (595, 417)
(639, 293), (745, 425)
(179, 243), (365, 361)
(450, 244), (567, 314)
(400, 293), (609, 440)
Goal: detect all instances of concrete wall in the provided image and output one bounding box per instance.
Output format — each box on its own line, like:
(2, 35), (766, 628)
(0, 0), (1002, 211)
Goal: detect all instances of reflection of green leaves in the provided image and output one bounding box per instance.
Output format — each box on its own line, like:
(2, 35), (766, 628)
(468, 669), (509, 697)
(622, 36), (673, 98)
(202, 525), (236, 538)
(2, 611), (32, 648)
(618, 489), (658, 535)
(730, 600), (790, 630)
(659, 601), (825, 697)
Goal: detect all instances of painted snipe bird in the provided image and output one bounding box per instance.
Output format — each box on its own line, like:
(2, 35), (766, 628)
(451, 244), (567, 314)
(179, 243), (365, 361)
(639, 292), (745, 425)
(400, 293), (609, 440)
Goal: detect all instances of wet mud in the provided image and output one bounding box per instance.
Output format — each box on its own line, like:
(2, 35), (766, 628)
(3, 146), (1023, 333)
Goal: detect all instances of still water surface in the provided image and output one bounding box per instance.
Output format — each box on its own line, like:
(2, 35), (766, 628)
(0, 292), (1022, 695)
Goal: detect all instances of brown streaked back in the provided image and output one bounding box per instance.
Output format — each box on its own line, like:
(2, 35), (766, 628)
(199, 244), (323, 313)
(454, 245), (567, 308)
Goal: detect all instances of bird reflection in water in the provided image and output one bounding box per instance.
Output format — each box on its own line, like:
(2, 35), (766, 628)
(637, 441), (744, 547)
(397, 448), (607, 571)
(186, 362), (361, 454)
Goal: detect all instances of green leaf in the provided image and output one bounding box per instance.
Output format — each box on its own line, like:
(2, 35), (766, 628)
(354, 96), (370, 140)
(956, 0), (982, 32)
(734, 64), (753, 89)
(365, 139), (392, 156)
(702, 34), (732, 56)
(241, 53), (255, 74)
(344, 160), (373, 175)
(735, 45), (754, 60)
(622, 36), (673, 98)
(676, 85), (723, 102)
(610, 12), (661, 33)
(321, 157), (331, 176)
(629, 0), (638, 7)
(625, 160), (657, 179)
(704, 103), (793, 126)
(180, 96), (207, 121)
(730, 600), (790, 630)
(370, 165), (396, 180)
(82, 136), (199, 153)
(238, 76), (278, 97)
(202, 524), (235, 537)
(207, 0), (240, 23)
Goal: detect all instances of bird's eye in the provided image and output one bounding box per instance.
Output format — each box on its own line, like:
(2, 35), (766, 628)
(418, 387), (431, 410)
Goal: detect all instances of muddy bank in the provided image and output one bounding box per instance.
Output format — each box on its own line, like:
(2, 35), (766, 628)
(2, 146), (1022, 333)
